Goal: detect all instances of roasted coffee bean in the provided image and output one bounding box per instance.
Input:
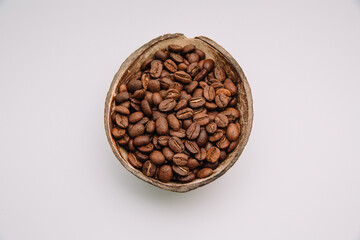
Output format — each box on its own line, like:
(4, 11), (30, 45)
(158, 165), (173, 183)
(158, 136), (170, 146)
(206, 146), (220, 163)
(228, 97), (237, 107)
(167, 114), (180, 131)
(172, 165), (190, 176)
(217, 136), (230, 150)
(182, 119), (192, 130)
(115, 92), (130, 103)
(197, 168), (213, 178)
(203, 59), (215, 72)
(183, 44), (195, 54)
(192, 88), (203, 98)
(173, 153), (189, 166)
(150, 60), (163, 78)
(133, 135), (150, 147)
(224, 78), (237, 96)
(132, 89), (146, 99)
(141, 58), (152, 71)
(195, 148), (207, 161)
(165, 89), (180, 100)
(194, 49), (205, 59)
(114, 105), (130, 115)
(208, 111), (219, 122)
(141, 73), (150, 90)
(135, 150), (149, 161)
(227, 139), (239, 153)
(170, 82), (183, 92)
(120, 101), (131, 109)
(178, 63), (188, 71)
(115, 114), (129, 128)
(185, 140), (200, 154)
(180, 91), (191, 100)
(215, 93), (229, 108)
(216, 88), (231, 97)
(128, 123), (145, 138)
(169, 44), (182, 52)
(205, 102), (218, 110)
(209, 129), (224, 142)
(226, 123), (240, 141)
(156, 116), (169, 135)
(129, 112), (144, 123)
(152, 92), (163, 106)
(112, 127), (126, 138)
(150, 150), (165, 165)
(215, 113), (229, 128)
(126, 80), (142, 93)
(128, 139), (135, 152)
(204, 86), (215, 101)
(170, 52), (183, 63)
(169, 137), (185, 153)
(155, 49), (168, 61)
(186, 123), (200, 140)
(142, 161), (156, 177)
(184, 81), (198, 94)
(170, 129), (186, 138)
(174, 71), (192, 84)
(144, 120), (155, 134)
(128, 153), (143, 169)
(202, 161), (219, 170)
(177, 172), (195, 183)
(187, 158), (200, 169)
(144, 91), (153, 105)
(152, 111), (166, 121)
(193, 112), (210, 126)
(206, 122), (217, 134)
(163, 59), (178, 72)
(189, 97), (206, 108)
(194, 69), (207, 81)
(119, 83), (127, 93)
(196, 128), (208, 147)
(222, 107), (240, 122)
(214, 66), (226, 81)
(141, 99), (152, 116)
(187, 53), (199, 63)
(176, 108), (194, 120)
(193, 107), (206, 115)
(174, 99), (188, 111)
(187, 63), (201, 77)
(148, 80), (161, 92)
(137, 143), (154, 153)
(158, 99), (176, 112)
(117, 134), (130, 145)
(159, 77), (174, 89)
(219, 150), (227, 161)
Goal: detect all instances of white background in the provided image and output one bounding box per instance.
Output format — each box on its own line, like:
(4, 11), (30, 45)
(1, 0), (360, 239)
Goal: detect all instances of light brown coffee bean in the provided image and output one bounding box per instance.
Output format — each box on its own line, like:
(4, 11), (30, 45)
(184, 81), (198, 94)
(174, 99), (188, 111)
(133, 135), (150, 147)
(150, 60), (163, 78)
(142, 161), (156, 177)
(227, 139), (239, 153)
(115, 114), (129, 128)
(156, 116), (169, 135)
(141, 99), (152, 116)
(206, 146), (220, 163)
(135, 150), (149, 161)
(204, 86), (215, 101)
(170, 52), (183, 63)
(155, 49), (168, 61)
(165, 89), (180, 100)
(128, 123), (145, 138)
(129, 112), (144, 123)
(158, 136), (170, 146)
(158, 165), (173, 183)
(118, 83), (127, 93)
(162, 147), (174, 161)
(185, 140), (200, 154)
(174, 71), (192, 84)
(160, 77), (174, 89)
(182, 44), (195, 54)
(111, 127), (126, 138)
(137, 143), (154, 153)
(172, 165), (190, 176)
(150, 150), (165, 165)
(152, 92), (163, 106)
(158, 99), (176, 112)
(222, 107), (240, 122)
(187, 63), (201, 77)
(141, 58), (152, 71)
(203, 59), (214, 72)
(193, 112), (210, 126)
(187, 158), (200, 170)
(186, 123), (200, 140)
(205, 102), (218, 110)
(115, 92), (130, 103)
(178, 63), (188, 71)
(176, 107), (194, 120)
(215, 93), (229, 108)
(148, 80), (161, 92)
(206, 122), (217, 134)
(177, 172), (195, 183)
(167, 114), (180, 131)
(209, 129), (224, 142)
(194, 69), (207, 81)
(217, 136), (230, 149)
(214, 66), (226, 81)
(126, 80), (142, 93)
(189, 97), (206, 108)
(226, 123), (240, 141)
(114, 105), (130, 115)
(146, 120), (155, 134)
(169, 44), (182, 52)
(215, 113), (229, 128)
(197, 168), (213, 178)
(117, 134), (130, 145)
(170, 129), (186, 138)
(195, 148), (207, 161)
(196, 128), (208, 147)
(173, 153), (189, 166)
(163, 59), (178, 73)
(128, 153), (143, 169)
(188, 53), (199, 63)
(169, 137), (185, 153)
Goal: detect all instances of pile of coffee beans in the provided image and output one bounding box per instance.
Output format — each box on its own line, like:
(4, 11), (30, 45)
(111, 43), (241, 183)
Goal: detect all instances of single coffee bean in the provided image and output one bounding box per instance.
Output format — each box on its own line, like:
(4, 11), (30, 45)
(141, 58), (152, 71)
(217, 136), (230, 150)
(195, 148), (207, 161)
(215, 93), (229, 108)
(142, 160), (156, 177)
(196, 128), (208, 147)
(169, 137), (185, 153)
(214, 66), (226, 81)
(146, 120), (155, 134)
(202, 161), (219, 170)
(187, 63), (201, 77)
(216, 88), (232, 97)
(162, 147), (174, 161)
(144, 91), (153, 105)
(184, 81), (198, 94)
(137, 142), (154, 153)
(174, 71), (192, 84)
(148, 80), (161, 92)
(192, 88), (203, 98)
(167, 114), (181, 131)
(226, 123), (240, 141)
(152, 92), (163, 106)
(227, 139), (239, 153)
(206, 146), (220, 163)
(193, 112), (210, 126)
(209, 129), (224, 142)
(178, 63), (188, 71)
(133, 135), (150, 147)
(128, 123), (145, 138)
(205, 102), (218, 110)
(150, 60), (163, 78)
(130, 102), (140, 111)
(156, 116), (169, 135)
(194, 49), (205, 59)
(182, 44), (195, 54)
(170, 82), (183, 92)
(158, 135), (170, 146)
(206, 122), (217, 134)
(112, 127), (126, 139)
(186, 123), (200, 140)
(117, 134), (130, 145)
(176, 107), (194, 120)
(177, 172), (195, 183)
(158, 99), (176, 112)
(126, 80), (142, 93)
(128, 153), (143, 169)
(141, 99), (152, 116)
(120, 101), (131, 109)
(203, 59), (214, 72)
(173, 153), (189, 166)
(150, 150), (165, 165)
(210, 81), (223, 89)
(163, 59), (178, 72)
(168, 44), (182, 52)
(188, 53), (199, 63)
(141, 73), (150, 90)
(119, 83), (127, 93)
(189, 97), (206, 108)
(193, 107), (206, 115)
(128, 139), (135, 152)
(135, 150), (149, 161)
(129, 111), (144, 123)
(158, 165), (173, 183)
(204, 86), (215, 101)
(152, 111), (166, 121)
(172, 165), (190, 176)
(165, 89), (180, 100)
(159, 77), (174, 89)
(215, 113), (229, 128)
(170, 129), (186, 138)
(223, 78), (237, 96)
(198, 81), (208, 89)
(222, 107), (240, 122)
(185, 140), (200, 154)
(115, 114), (129, 128)
(182, 119), (192, 130)
(155, 49), (168, 61)
(170, 52), (183, 63)
(174, 99), (188, 111)
(132, 89), (146, 99)
(114, 105), (130, 115)
(228, 97), (237, 107)
(187, 158), (200, 169)
(194, 69), (207, 81)
(219, 150), (227, 161)
(115, 92), (130, 103)
(197, 168), (213, 178)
